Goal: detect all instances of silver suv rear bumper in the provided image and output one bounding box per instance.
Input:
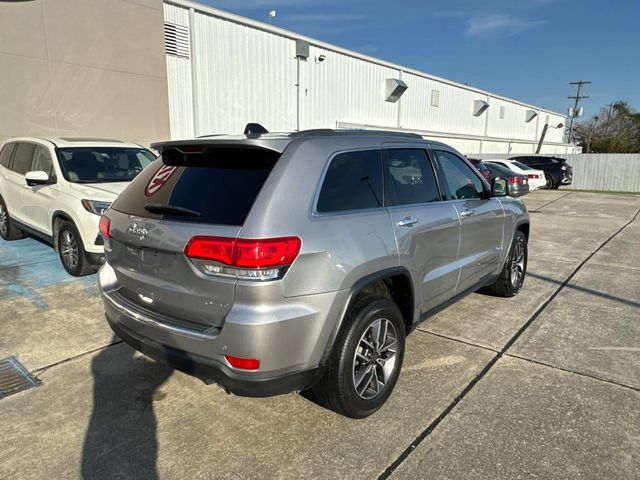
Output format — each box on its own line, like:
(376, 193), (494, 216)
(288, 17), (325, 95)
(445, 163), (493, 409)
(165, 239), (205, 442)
(98, 262), (344, 396)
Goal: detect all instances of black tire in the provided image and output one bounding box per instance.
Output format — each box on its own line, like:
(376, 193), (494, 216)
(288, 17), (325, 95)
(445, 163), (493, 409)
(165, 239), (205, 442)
(0, 196), (25, 241)
(313, 294), (406, 418)
(488, 230), (527, 297)
(57, 220), (94, 276)
(544, 174), (555, 189)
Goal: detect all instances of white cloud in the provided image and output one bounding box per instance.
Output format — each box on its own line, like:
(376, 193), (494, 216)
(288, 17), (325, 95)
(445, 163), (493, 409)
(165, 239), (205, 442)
(467, 14), (545, 37)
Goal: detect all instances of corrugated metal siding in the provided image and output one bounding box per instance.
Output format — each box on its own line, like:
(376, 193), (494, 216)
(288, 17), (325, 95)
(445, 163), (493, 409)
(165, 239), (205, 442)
(401, 72), (486, 136)
(164, 3), (193, 139)
(485, 97), (538, 140)
(300, 45), (399, 130)
(192, 12), (296, 135)
(474, 153), (640, 192)
(162, 0), (575, 153)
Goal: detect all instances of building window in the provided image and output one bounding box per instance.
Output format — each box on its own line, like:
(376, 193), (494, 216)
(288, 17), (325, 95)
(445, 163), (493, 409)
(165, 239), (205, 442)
(430, 90), (440, 107)
(499, 106), (505, 119)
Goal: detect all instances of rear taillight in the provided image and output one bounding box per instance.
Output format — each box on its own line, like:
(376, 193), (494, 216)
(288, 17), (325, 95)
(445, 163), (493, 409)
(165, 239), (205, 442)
(560, 165), (568, 171)
(224, 355), (260, 370)
(99, 216), (111, 239)
(185, 236), (301, 280)
(527, 174), (539, 179)
(509, 177), (522, 184)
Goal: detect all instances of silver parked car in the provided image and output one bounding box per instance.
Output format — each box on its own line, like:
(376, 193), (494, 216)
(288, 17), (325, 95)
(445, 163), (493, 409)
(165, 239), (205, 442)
(98, 127), (529, 418)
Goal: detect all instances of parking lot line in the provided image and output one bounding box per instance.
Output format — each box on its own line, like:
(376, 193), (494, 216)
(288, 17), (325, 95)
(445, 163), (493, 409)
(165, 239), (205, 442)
(379, 205), (640, 479)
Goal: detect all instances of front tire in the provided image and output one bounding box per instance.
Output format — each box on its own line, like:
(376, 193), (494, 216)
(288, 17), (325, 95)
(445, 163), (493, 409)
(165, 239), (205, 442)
(57, 220), (94, 276)
(0, 196), (24, 241)
(488, 230), (527, 297)
(313, 295), (406, 418)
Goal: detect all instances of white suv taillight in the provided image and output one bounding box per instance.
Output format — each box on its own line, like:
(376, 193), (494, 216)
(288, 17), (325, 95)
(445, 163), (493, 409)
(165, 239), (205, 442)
(184, 236), (301, 280)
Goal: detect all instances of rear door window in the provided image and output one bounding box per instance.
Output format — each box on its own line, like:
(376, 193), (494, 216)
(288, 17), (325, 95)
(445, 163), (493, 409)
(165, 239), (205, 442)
(384, 149), (440, 206)
(111, 147), (279, 226)
(11, 143), (36, 175)
(0, 143), (15, 169)
(316, 150), (383, 213)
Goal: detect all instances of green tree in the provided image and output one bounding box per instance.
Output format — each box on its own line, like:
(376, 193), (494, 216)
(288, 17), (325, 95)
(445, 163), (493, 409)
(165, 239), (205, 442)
(575, 101), (640, 153)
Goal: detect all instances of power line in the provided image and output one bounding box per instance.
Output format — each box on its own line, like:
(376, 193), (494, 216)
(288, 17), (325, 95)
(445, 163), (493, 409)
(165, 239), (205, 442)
(567, 80), (591, 143)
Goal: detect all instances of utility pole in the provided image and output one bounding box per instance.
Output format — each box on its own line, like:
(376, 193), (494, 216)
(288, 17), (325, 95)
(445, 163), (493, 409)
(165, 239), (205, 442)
(567, 80), (591, 143)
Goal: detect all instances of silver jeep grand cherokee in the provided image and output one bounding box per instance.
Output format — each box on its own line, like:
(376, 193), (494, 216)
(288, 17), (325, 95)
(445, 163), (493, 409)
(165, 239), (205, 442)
(98, 127), (529, 418)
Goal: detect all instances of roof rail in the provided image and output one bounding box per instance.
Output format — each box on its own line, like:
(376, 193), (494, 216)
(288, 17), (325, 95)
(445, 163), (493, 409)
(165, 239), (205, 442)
(290, 129), (423, 139)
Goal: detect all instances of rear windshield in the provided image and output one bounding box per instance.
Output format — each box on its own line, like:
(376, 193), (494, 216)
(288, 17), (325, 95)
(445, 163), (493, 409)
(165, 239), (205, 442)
(512, 161), (531, 170)
(57, 147), (156, 183)
(111, 147), (279, 225)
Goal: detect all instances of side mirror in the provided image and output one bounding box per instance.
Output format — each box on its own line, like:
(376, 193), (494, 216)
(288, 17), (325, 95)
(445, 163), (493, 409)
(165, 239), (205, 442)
(491, 177), (508, 197)
(25, 171), (50, 187)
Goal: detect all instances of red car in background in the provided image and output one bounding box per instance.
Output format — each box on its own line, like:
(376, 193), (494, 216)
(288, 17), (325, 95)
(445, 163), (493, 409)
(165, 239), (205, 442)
(467, 158), (493, 182)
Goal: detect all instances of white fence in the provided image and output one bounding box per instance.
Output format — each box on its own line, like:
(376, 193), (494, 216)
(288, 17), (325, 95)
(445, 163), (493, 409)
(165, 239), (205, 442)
(473, 153), (640, 193)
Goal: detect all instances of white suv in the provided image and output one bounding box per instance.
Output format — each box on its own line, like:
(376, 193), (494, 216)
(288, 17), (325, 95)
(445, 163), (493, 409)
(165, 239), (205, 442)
(0, 137), (156, 276)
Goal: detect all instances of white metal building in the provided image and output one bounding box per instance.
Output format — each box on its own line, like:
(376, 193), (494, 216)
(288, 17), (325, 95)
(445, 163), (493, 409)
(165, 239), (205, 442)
(163, 0), (576, 155)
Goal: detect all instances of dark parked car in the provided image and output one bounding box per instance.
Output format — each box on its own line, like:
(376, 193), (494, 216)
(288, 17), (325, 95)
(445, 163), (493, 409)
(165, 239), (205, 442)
(508, 155), (572, 189)
(484, 162), (530, 197)
(467, 158), (493, 182)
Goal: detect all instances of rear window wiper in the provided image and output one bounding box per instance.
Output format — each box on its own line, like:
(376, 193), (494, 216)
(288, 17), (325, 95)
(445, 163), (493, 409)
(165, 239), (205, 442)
(144, 203), (201, 217)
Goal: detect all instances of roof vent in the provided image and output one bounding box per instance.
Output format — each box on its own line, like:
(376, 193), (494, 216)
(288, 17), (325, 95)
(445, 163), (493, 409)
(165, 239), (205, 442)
(385, 78), (408, 103)
(164, 22), (190, 59)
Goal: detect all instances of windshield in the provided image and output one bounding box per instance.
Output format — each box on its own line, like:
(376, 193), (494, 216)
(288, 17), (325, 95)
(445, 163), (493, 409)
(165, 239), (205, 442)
(57, 147), (156, 183)
(512, 161), (532, 170)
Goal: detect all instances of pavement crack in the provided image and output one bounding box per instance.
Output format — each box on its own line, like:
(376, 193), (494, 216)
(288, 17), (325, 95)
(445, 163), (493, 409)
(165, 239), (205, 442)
(533, 191), (573, 211)
(378, 205), (640, 480)
(415, 329), (498, 354)
(503, 353), (640, 392)
(31, 340), (124, 379)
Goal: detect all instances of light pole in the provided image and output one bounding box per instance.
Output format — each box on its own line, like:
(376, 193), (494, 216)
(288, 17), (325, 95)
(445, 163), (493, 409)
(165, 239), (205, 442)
(535, 122), (564, 154)
(268, 10), (276, 24)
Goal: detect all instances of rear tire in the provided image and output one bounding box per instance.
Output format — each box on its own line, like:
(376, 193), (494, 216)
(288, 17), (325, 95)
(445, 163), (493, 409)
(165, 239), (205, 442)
(544, 174), (555, 189)
(488, 230), (527, 297)
(313, 295), (405, 418)
(57, 220), (94, 276)
(0, 196), (25, 241)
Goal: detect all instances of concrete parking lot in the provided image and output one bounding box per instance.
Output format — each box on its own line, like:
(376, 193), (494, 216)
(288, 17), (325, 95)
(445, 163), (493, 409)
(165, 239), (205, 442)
(1, 190), (638, 479)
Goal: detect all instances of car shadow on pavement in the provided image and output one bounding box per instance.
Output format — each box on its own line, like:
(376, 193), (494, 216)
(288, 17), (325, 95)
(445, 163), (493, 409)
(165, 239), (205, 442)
(81, 336), (173, 480)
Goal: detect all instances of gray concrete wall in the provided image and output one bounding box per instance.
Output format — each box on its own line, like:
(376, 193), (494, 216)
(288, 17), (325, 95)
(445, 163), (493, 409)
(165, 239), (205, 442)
(474, 153), (640, 193)
(0, 0), (170, 146)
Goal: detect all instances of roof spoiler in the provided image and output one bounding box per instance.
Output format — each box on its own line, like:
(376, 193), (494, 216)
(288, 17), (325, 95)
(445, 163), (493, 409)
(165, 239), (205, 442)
(244, 123), (269, 135)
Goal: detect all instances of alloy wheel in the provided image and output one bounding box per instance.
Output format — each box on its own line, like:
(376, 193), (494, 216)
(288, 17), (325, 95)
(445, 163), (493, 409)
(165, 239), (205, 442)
(352, 318), (398, 400)
(60, 230), (79, 270)
(510, 239), (526, 291)
(545, 175), (553, 189)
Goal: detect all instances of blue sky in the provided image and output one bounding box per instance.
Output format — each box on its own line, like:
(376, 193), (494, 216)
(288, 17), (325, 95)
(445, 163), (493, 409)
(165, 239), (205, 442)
(202, 0), (638, 117)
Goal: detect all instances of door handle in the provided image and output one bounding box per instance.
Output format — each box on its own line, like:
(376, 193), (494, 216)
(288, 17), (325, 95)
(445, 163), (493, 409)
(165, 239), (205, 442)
(460, 209), (476, 217)
(397, 216), (419, 227)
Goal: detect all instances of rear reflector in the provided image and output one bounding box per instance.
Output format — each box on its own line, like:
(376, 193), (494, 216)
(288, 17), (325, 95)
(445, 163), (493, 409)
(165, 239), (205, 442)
(185, 236), (301, 269)
(224, 355), (260, 370)
(99, 216), (111, 239)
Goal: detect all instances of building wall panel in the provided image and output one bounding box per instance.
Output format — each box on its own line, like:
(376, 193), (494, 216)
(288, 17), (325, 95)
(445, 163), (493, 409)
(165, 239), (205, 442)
(300, 46), (399, 130)
(191, 12), (296, 135)
(400, 73), (487, 136)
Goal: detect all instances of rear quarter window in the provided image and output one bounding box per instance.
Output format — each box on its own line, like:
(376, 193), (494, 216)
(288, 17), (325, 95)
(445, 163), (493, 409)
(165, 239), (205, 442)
(316, 150), (383, 213)
(111, 147), (279, 226)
